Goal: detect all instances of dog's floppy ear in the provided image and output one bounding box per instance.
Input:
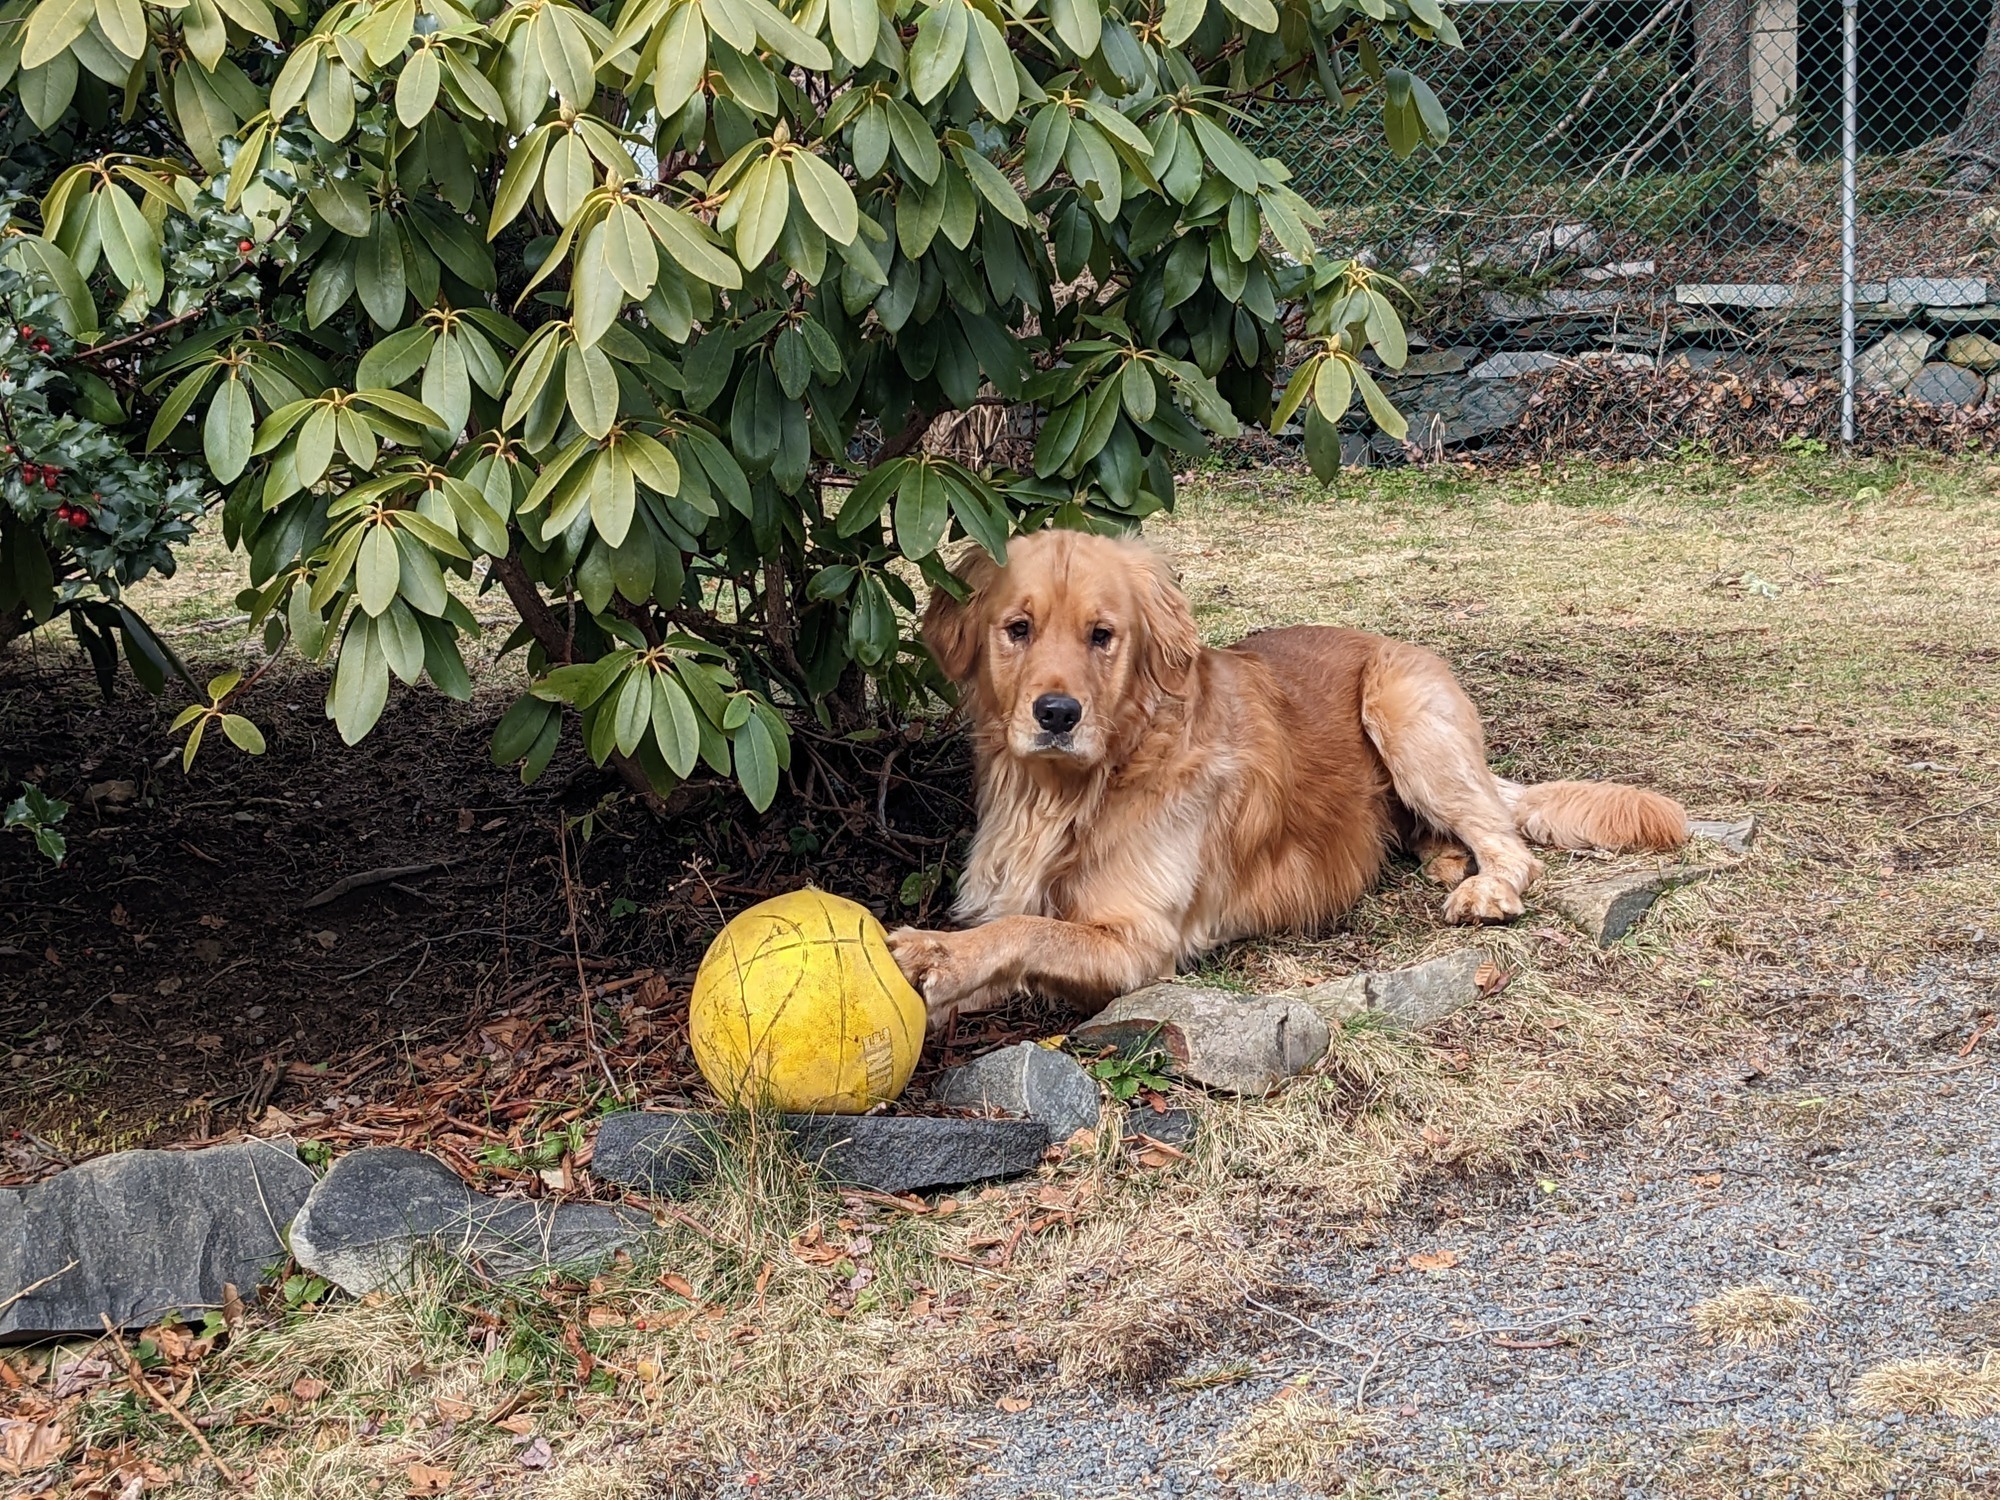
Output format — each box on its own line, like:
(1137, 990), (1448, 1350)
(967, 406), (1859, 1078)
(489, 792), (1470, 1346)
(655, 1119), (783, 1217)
(1135, 549), (1199, 698)
(921, 545), (999, 685)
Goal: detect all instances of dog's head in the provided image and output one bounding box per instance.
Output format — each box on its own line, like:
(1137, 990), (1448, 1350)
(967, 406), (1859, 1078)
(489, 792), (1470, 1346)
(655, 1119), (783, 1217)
(922, 529), (1199, 768)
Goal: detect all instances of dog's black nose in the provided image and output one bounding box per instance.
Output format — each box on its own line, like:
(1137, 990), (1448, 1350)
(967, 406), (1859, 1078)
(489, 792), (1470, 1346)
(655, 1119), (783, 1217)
(1032, 693), (1082, 734)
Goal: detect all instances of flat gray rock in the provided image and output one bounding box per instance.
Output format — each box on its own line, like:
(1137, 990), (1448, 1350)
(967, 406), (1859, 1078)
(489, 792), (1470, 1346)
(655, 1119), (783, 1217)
(1468, 351), (1571, 380)
(1, 1138), (312, 1339)
(589, 1112), (1049, 1197)
(1905, 361), (1987, 407)
(1072, 985), (1330, 1096)
(288, 1149), (652, 1295)
(1550, 866), (1716, 946)
(1688, 814), (1759, 853)
(1122, 1108), (1196, 1150)
(1887, 276), (1987, 307)
(1855, 330), (1936, 392)
(1300, 948), (1492, 1032)
(1481, 289), (1630, 321)
(1926, 303), (2000, 325)
(935, 1043), (1101, 1143)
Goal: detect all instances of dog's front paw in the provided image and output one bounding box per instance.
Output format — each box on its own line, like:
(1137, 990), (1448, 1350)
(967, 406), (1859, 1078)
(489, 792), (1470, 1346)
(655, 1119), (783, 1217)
(1442, 873), (1525, 925)
(886, 927), (976, 1030)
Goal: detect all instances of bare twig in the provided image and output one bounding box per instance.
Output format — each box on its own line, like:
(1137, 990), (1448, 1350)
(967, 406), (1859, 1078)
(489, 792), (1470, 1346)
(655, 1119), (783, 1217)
(1234, 1279), (1387, 1412)
(1900, 795), (2000, 834)
(101, 1314), (241, 1484)
(558, 823), (622, 1102)
(0, 1260), (79, 1315)
(302, 863), (440, 909)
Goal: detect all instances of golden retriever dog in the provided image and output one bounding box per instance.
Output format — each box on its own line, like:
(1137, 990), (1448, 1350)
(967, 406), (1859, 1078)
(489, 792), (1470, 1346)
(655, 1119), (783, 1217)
(886, 529), (1687, 1028)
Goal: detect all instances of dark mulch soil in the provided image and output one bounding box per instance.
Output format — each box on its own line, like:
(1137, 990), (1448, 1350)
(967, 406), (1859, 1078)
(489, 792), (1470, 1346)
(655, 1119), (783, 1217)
(0, 653), (1004, 1186)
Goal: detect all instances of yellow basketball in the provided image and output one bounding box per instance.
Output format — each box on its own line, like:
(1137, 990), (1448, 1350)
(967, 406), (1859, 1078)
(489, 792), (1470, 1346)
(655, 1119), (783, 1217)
(688, 889), (926, 1114)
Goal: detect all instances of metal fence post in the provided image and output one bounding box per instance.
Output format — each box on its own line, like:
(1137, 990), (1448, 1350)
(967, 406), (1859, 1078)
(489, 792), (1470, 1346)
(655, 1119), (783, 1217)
(1840, 0), (1859, 444)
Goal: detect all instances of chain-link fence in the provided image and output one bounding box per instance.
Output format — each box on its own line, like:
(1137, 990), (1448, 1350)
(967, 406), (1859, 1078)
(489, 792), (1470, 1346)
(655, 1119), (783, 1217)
(1245, 0), (2000, 456)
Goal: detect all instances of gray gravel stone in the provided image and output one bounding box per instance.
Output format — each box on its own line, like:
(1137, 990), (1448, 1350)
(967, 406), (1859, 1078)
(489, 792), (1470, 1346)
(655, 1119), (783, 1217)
(289, 1148), (651, 1294)
(936, 1043), (1101, 1142)
(1549, 865), (1715, 944)
(589, 1111), (1050, 1196)
(1073, 984), (1331, 1095)
(0, 1137), (312, 1337)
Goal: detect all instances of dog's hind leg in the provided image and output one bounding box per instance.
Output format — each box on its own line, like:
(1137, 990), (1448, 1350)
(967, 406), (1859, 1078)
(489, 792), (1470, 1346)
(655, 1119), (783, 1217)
(1359, 641), (1543, 924)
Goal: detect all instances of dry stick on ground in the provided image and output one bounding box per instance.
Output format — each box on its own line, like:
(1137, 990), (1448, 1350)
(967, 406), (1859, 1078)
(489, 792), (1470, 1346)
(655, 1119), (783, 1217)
(557, 823), (621, 1101)
(302, 863), (440, 909)
(99, 1315), (240, 1485)
(1233, 1279), (1390, 1413)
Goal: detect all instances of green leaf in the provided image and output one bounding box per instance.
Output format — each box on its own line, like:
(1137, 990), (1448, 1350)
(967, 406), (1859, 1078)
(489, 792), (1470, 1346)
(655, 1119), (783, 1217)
(1312, 355), (1352, 424)
(908, 0), (965, 104)
(565, 342), (619, 439)
(961, 8), (1017, 120)
(732, 710), (779, 811)
(96, 188), (163, 305)
(1050, 0), (1098, 56)
(1160, 0), (1203, 46)
(356, 523), (401, 616)
(953, 143), (1030, 226)
(397, 46), (440, 127)
(893, 461), (949, 559)
(612, 665), (651, 756)
(885, 99), (941, 184)
(204, 374), (255, 482)
(355, 212), (407, 327)
(788, 150), (859, 244)
(1354, 363), (1408, 441)
(1188, 111), (1264, 195)
(649, 669), (699, 777)
(1216, 0), (1276, 32)
(590, 448), (637, 545)
(23, 0), (94, 69)
(294, 404), (337, 485)
(828, 0), (875, 66)
(330, 612), (391, 744)
(731, 153), (789, 269)
(492, 694), (558, 765)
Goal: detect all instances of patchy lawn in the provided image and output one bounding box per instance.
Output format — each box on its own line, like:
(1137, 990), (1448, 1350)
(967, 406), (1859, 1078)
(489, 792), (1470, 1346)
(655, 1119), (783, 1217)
(4, 447), (1999, 1498)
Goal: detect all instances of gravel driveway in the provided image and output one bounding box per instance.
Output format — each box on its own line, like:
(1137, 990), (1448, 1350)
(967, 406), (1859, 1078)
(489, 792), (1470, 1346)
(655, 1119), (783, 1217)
(933, 958), (2000, 1497)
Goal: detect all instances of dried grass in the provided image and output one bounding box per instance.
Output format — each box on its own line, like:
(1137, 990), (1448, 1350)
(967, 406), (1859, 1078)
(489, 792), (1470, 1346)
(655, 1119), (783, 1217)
(1215, 1388), (1384, 1489)
(1690, 1284), (1820, 1348)
(1851, 1355), (2000, 1419)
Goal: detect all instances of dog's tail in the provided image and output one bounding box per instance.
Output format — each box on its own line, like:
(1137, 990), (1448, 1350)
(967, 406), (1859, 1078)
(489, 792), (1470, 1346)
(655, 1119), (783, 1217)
(1498, 779), (1688, 853)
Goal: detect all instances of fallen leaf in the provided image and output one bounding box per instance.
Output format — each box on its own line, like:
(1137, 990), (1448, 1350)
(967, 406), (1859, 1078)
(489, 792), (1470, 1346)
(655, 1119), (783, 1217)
(495, 1414), (536, 1437)
(1408, 1250), (1461, 1273)
(659, 1273), (696, 1299)
(1, 1418), (68, 1471)
(197, 914), (225, 929)
(1419, 1126), (1451, 1147)
(292, 1376), (329, 1403)
(314, 930), (339, 950)
(996, 1395), (1031, 1413)
(405, 1462), (453, 1496)
(456, 809), (475, 833)
(434, 1397), (474, 1422)
(516, 1437), (552, 1470)
(221, 1282), (245, 1330)
(584, 1307), (624, 1330)
(1692, 1172), (1723, 1189)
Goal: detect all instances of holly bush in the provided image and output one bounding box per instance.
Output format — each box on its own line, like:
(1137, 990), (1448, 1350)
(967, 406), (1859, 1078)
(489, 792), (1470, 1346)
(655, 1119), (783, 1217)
(0, 0), (1452, 808)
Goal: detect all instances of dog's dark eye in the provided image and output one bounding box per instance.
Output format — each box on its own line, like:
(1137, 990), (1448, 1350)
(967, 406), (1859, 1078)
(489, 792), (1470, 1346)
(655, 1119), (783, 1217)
(1005, 620), (1031, 643)
(1090, 626), (1113, 649)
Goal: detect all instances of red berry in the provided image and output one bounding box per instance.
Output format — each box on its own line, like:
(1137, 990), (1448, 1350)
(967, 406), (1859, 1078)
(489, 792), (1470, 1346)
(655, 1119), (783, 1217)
(35, 341), (50, 353)
(17, 325), (31, 340)
(44, 471), (58, 490)
(238, 239), (255, 254)
(19, 464), (37, 484)
(66, 509), (88, 528)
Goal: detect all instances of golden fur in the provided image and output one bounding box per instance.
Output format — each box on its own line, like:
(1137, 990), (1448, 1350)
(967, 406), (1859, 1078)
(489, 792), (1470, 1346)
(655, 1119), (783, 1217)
(887, 530), (1687, 1027)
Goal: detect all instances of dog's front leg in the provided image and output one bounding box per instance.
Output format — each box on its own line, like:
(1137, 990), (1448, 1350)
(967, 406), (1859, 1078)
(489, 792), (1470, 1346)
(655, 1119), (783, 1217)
(887, 916), (1175, 1032)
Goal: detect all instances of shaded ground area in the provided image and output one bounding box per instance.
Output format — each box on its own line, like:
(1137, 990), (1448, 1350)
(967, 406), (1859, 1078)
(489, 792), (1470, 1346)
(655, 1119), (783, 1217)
(933, 958), (2000, 1497)
(0, 655), (974, 1175)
